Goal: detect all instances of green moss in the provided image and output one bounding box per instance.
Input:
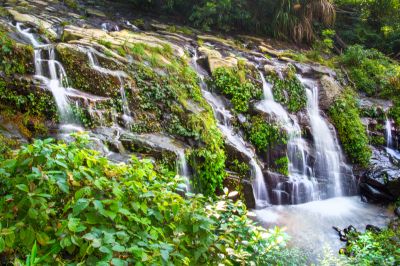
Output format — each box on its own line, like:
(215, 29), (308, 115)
(56, 45), (122, 97)
(0, 77), (58, 121)
(329, 89), (371, 167)
(210, 67), (262, 113)
(370, 135), (385, 146)
(0, 30), (34, 75)
(268, 65), (307, 113)
(97, 39), (113, 49)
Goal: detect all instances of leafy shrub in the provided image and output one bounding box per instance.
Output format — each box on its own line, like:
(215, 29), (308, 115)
(246, 116), (285, 153)
(329, 89), (371, 166)
(340, 45), (400, 97)
(0, 135), (299, 265)
(211, 67), (261, 113)
(268, 66), (307, 113)
(341, 220), (400, 265)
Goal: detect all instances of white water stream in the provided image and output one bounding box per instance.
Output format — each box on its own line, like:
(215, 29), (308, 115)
(191, 52), (269, 205)
(16, 23), (73, 123)
(304, 78), (343, 198)
(257, 72), (318, 204)
(84, 47), (133, 126)
(386, 118), (393, 148)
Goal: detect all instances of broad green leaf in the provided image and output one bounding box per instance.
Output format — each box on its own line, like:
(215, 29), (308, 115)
(16, 184), (29, 193)
(0, 237), (5, 252)
(112, 244), (125, 252)
(73, 198), (90, 215)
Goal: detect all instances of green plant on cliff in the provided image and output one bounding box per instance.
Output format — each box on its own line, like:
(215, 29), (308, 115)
(268, 65), (307, 113)
(211, 67), (261, 113)
(246, 116), (285, 153)
(0, 30), (33, 75)
(329, 89), (371, 167)
(0, 135), (303, 265)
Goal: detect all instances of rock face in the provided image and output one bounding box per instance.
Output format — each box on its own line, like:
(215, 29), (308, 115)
(198, 46), (237, 73)
(360, 148), (400, 202)
(319, 75), (342, 110)
(223, 175), (256, 209)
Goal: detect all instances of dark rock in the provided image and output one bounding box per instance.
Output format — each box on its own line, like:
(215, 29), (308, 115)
(224, 141), (252, 165)
(359, 147), (400, 203)
(395, 207), (400, 217)
(359, 182), (395, 203)
(366, 224), (381, 233)
(223, 175), (256, 209)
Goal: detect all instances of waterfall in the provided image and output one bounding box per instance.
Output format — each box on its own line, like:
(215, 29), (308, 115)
(302, 77), (344, 198)
(15, 23), (73, 123)
(84, 47), (133, 126)
(385, 118), (393, 148)
(191, 51), (269, 205)
(177, 150), (191, 191)
(257, 71), (317, 204)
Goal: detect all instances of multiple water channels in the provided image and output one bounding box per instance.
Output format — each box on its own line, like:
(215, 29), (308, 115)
(14, 22), (393, 257)
(14, 23), (192, 190)
(190, 48), (392, 257)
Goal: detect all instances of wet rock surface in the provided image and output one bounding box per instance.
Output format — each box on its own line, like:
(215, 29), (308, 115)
(360, 147), (400, 202)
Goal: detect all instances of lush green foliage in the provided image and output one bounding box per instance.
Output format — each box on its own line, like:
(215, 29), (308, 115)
(335, 0), (400, 57)
(121, 0), (333, 43)
(0, 135), (300, 265)
(329, 89), (371, 166)
(340, 45), (400, 97)
(211, 67), (261, 113)
(246, 116), (285, 153)
(341, 220), (400, 265)
(0, 30), (33, 75)
(268, 67), (307, 113)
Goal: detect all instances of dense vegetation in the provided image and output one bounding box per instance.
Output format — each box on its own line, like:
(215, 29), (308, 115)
(116, 0), (335, 43)
(210, 66), (261, 113)
(0, 135), (306, 265)
(110, 0), (400, 57)
(329, 89), (371, 166)
(335, 0), (400, 58)
(341, 219), (400, 265)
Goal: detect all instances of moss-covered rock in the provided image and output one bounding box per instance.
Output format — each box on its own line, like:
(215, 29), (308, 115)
(56, 43), (128, 97)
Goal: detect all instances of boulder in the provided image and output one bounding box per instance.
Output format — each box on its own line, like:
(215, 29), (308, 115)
(359, 148), (400, 202)
(223, 175), (256, 209)
(319, 75), (342, 111)
(8, 9), (57, 39)
(263, 64), (277, 76)
(198, 46), (237, 74)
(259, 45), (281, 57)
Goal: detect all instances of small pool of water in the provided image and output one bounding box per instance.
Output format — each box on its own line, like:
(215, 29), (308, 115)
(255, 196), (393, 259)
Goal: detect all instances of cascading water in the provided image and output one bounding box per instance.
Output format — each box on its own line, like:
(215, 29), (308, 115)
(83, 47), (133, 126)
(305, 81), (343, 198)
(257, 71), (317, 204)
(16, 23), (73, 123)
(16, 23), (81, 128)
(191, 51), (269, 205)
(385, 118), (393, 148)
(177, 150), (191, 190)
